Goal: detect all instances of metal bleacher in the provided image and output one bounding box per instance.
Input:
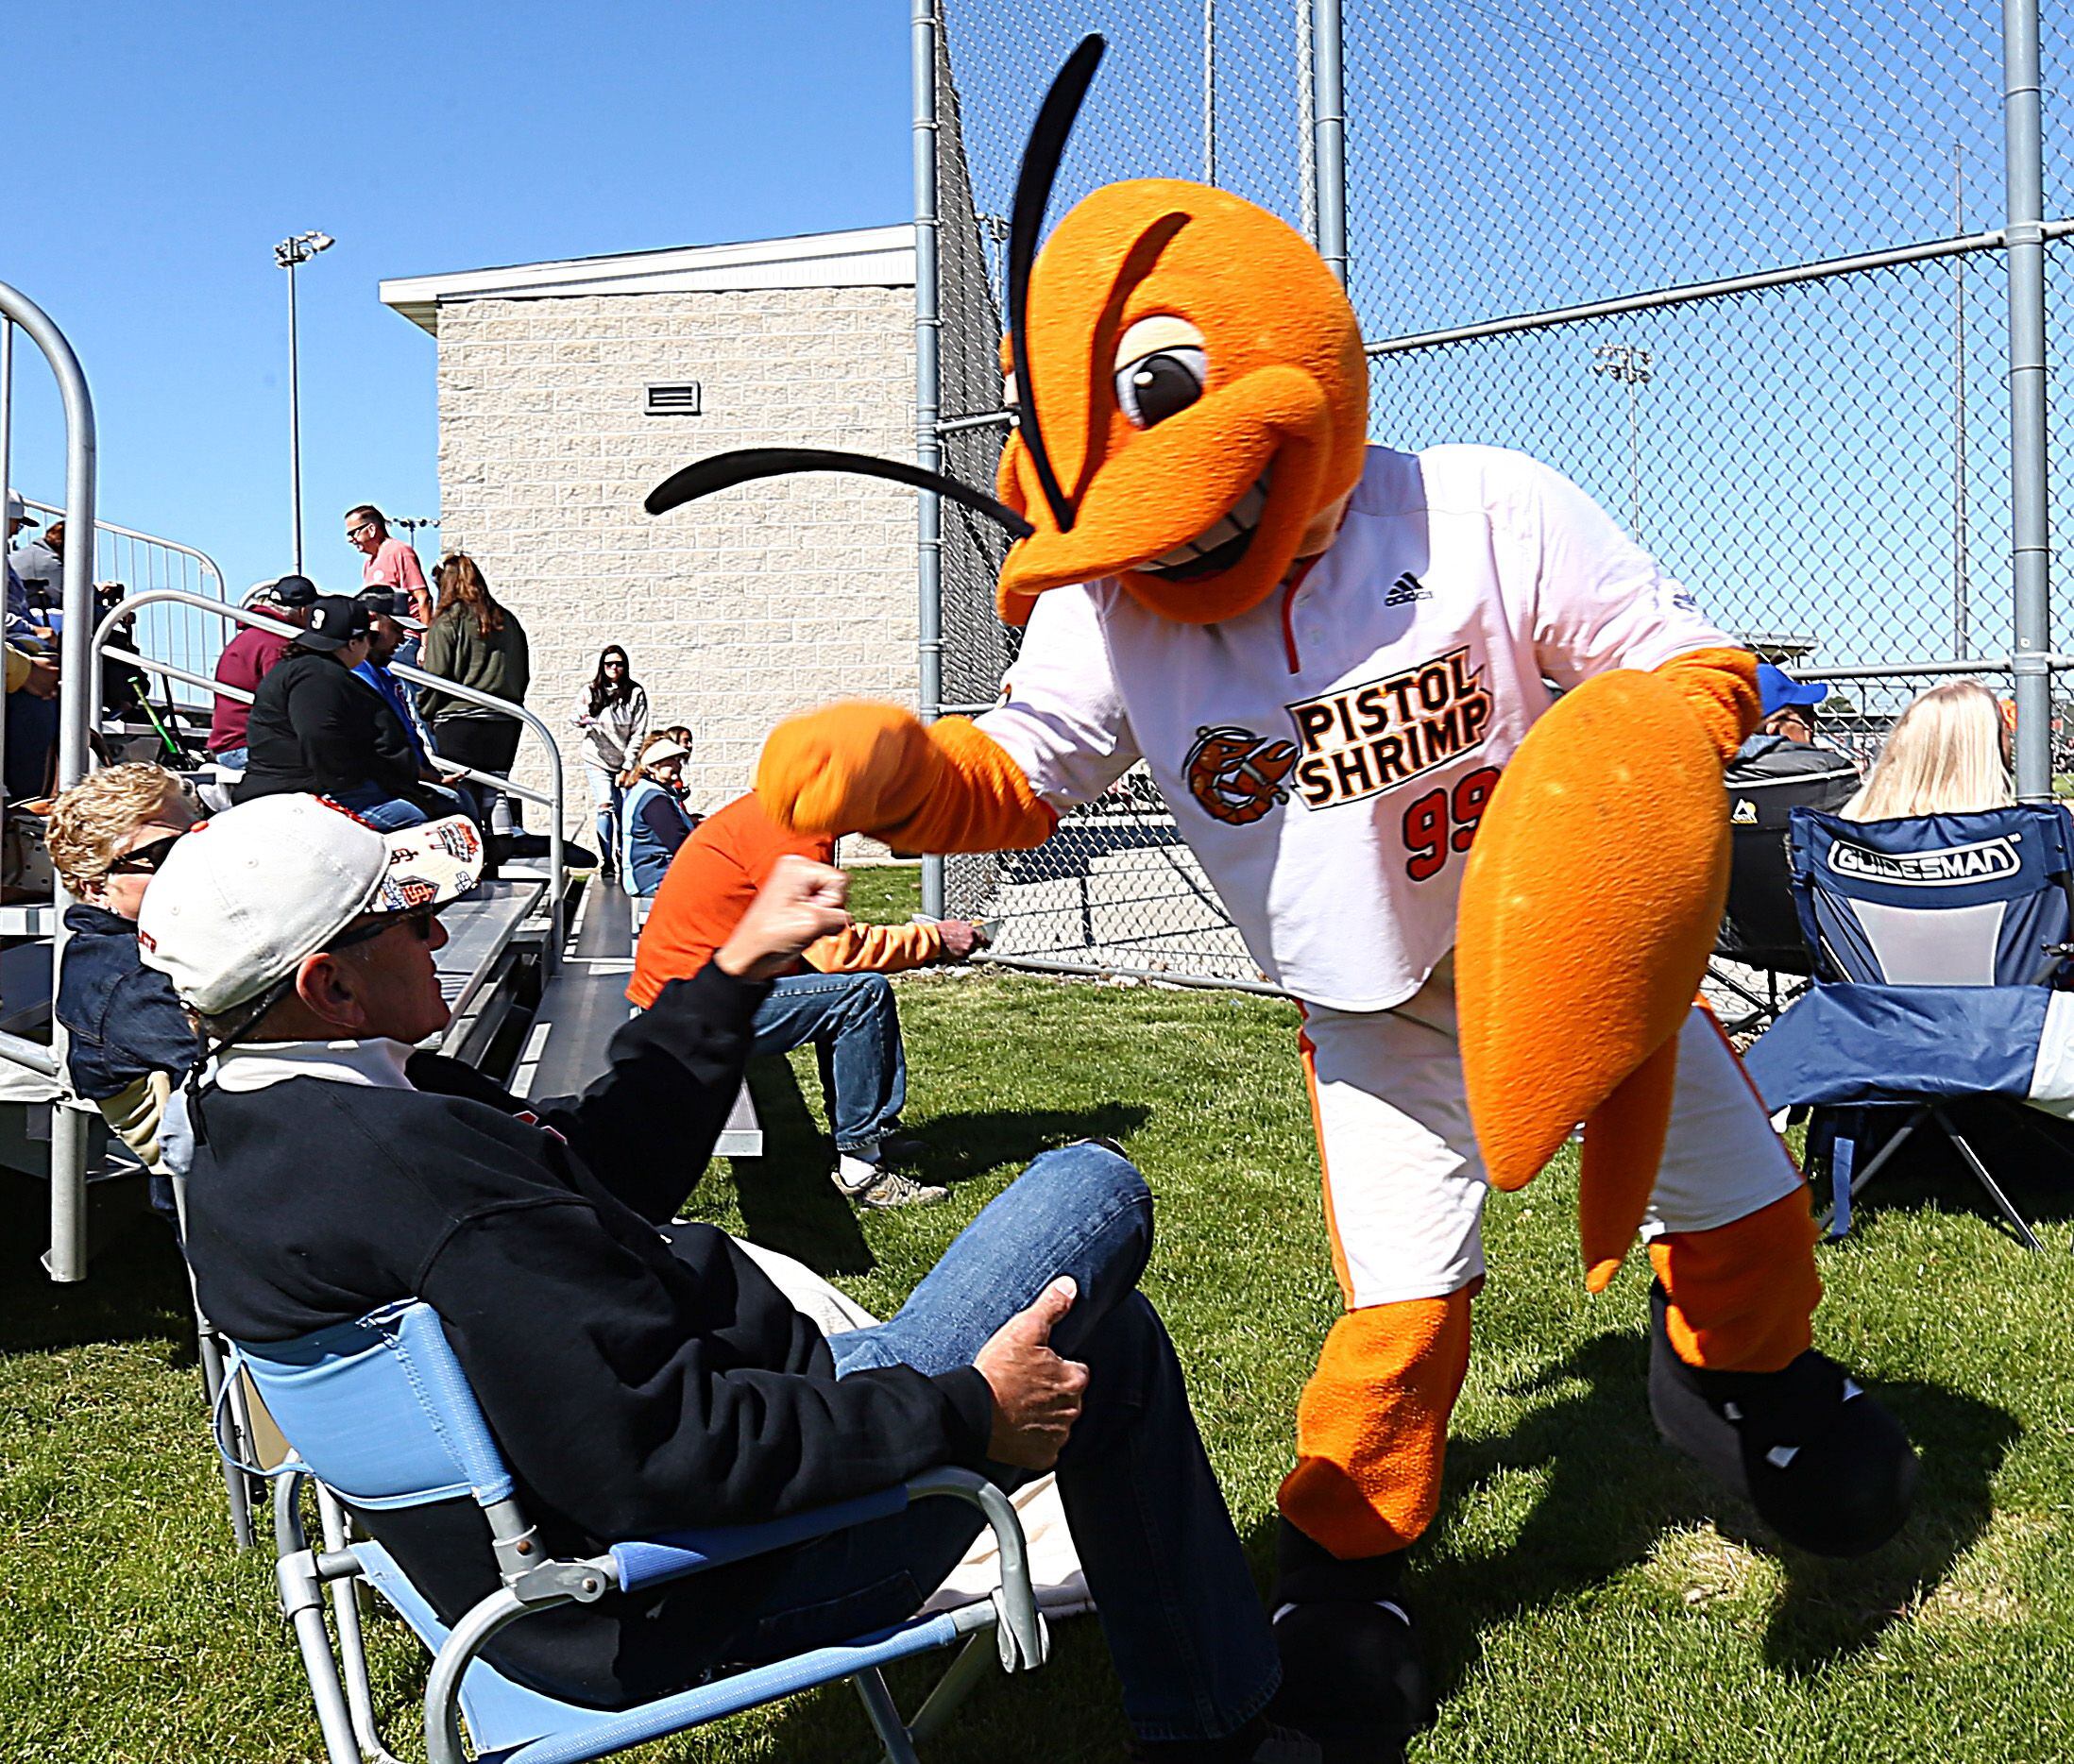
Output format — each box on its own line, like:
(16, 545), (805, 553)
(514, 880), (762, 1155)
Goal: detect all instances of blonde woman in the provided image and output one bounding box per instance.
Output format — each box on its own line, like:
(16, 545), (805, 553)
(48, 765), (201, 1198)
(1842, 680), (2014, 821)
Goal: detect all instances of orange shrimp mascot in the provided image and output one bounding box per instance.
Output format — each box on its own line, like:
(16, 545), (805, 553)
(651, 40), (1916, 1760)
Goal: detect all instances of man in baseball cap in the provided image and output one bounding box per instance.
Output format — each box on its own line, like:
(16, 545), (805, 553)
(139, 792), (482, 1045)
(143, 804), (1283, 1756)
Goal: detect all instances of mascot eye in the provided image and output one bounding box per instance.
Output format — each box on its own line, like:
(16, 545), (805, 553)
(1115, 346), (1208, 429)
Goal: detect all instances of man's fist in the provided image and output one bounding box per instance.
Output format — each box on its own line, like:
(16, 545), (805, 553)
(756, 701), (941, 837)
(716, 855), (852, 982)
(936, 920), (987, 961)
(974, 1277), (1088, 1469)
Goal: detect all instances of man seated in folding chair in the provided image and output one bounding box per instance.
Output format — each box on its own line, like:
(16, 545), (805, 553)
(139, 793), (1328, 1763)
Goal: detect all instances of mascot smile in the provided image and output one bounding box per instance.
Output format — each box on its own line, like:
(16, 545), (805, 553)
(649, 37), (1919, 1761)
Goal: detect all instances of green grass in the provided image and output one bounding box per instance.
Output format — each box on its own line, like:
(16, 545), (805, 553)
(4, 865), (2073, 1758)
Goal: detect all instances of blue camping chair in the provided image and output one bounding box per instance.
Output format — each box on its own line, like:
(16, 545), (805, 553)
(224, 1299), (1047, 1764)
(1776, 803), (2074, 1246)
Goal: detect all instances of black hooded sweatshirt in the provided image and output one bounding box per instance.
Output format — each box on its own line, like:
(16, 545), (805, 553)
(182, 960), (990, 1705)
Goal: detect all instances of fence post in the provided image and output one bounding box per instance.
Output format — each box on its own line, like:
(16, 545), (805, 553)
(914, 0), (947, 918)
(2004, 0), (2051, 799)
(1311, 0), (1348, 287)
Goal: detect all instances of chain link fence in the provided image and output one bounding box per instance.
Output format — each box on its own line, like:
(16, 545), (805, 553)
(929, 0), (2068, 987)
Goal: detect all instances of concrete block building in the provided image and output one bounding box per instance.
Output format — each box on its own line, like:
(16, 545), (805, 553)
(379, 226), (919, 836)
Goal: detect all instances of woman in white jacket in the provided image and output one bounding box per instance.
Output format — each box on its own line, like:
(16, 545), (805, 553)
(571, 644), (650, 879)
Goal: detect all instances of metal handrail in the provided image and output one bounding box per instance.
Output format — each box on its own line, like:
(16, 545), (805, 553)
(86, 589), (569, 962)
(0, 279), (97, 1283)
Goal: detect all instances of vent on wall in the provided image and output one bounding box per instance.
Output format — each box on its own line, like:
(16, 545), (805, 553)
(644, 382), (703, 416)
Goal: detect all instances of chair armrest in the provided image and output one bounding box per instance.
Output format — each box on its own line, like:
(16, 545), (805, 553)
(608, 1482), (914, 1590)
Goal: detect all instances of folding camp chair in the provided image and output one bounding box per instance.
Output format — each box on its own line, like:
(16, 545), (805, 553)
(226, 1299), (1047, 1764)
(1708, 755), (1859, 1034)
(1784, 803), (2074, 1246)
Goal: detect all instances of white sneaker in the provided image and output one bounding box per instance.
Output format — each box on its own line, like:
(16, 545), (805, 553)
(834, 1159), (948, 1210)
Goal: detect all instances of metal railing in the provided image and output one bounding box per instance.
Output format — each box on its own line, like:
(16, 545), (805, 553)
(20, 495), (229, 709)
(0, 284), (98, 1281)
(87, 588), (570, 964)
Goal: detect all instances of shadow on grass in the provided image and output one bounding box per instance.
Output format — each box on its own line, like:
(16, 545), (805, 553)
(1812, 1097), (2074, 1245)
(901, 1103), (1151, 1189)
(0, 1171), (192, 1359)
(725, 1057), (1153, 1280)
(1392, 1328), (2013, 1703)
(728, 1058), (877, 1277)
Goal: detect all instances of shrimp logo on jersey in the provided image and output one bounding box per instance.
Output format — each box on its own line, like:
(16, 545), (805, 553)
(1286, 646), (1494, 810)
(1184, 725), (1300, 825)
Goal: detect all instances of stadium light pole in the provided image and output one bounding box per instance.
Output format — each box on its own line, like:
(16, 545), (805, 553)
(274, 229), (334, 573)
(1591, 342), (1654, 541)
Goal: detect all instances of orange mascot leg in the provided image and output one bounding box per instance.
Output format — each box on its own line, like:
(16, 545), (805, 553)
(1644, 1183), (1918, 1556)
(1278, 1294), (1472, 1561)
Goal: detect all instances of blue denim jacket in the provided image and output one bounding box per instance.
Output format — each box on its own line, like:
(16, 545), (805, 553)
(55, 904), (201, 1103)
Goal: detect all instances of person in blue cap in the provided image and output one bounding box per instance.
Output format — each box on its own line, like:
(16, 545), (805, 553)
(1727, 662), (1861, 787)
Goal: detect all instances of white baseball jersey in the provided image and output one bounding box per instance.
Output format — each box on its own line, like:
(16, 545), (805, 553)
(977, 444), (1738, 1012)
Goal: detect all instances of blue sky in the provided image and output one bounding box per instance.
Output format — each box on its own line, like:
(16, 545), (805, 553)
(3, 1), (911, 601)
(7, 0), (2058, 697)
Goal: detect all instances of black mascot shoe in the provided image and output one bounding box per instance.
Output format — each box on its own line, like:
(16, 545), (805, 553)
(1266, 1519), (1433, 1764)
(1648, 1282), (1918, 1556)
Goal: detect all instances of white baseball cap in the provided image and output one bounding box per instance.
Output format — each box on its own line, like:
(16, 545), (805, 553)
(138, 794), (482, 1014)
(6, 489), (36, 527)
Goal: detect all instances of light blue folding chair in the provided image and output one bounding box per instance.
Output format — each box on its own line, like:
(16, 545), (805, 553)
(225, 1299), (1048, 1764)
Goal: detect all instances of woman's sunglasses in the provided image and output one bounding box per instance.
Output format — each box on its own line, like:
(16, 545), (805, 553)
(105, 833), (187, 876)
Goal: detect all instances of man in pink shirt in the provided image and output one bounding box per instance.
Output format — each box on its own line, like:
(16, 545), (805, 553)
(208, 576), (316, 766)
(345, 504), (428, 603)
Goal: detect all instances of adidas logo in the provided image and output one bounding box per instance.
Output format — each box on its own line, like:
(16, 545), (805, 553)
(1384, 571), (1431, 605)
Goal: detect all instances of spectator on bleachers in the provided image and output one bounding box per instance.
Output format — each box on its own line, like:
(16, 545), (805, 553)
(417, 554), (531, 861)
(620, 734), (697, 896)
(209, 576), (316, 773)
(234, 596), (461, 831)
(630, 791), (987, 1210)
(9, 516), (65, 621)
(49, 764), (201, 1207)
(573, 645), (648, 881)
(142, 805), (1299, 1760)
(1842, 679), (2014, 822)
(346, 504), (429, 602)
(6, 491), (56, 648)
(352, 594), (440, 771)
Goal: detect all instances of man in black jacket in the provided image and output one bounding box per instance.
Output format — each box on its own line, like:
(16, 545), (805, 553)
(140, 794), (1324, 1762)
(232, 595), (459, 830)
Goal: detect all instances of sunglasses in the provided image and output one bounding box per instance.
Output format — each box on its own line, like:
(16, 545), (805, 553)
(327, 907), (439, 953)
(105, 832), (187, 876)
(347, 522), (378, 540)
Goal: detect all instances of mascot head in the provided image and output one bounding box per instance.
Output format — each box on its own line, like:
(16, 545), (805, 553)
(644, 35), (1363, 628)
(994, 181), (1367, 627)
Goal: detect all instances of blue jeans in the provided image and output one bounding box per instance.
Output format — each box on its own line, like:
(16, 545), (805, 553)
(586, 763), (623, 870)
(331, 782), (466, 833)
(750, 971), (906, 1154)
(727, 1144), (1280, 1745)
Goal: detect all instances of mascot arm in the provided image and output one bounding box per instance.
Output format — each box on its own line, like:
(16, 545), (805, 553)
(757, 703), (1056, 854)
(1455, 646), (1758, 1291)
